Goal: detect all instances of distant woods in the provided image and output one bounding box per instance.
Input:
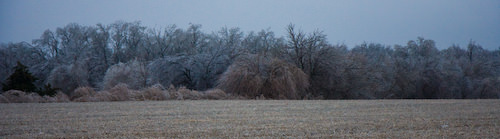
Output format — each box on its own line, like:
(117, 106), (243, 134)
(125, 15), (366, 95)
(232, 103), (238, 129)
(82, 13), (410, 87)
(1, 21), (499, 99)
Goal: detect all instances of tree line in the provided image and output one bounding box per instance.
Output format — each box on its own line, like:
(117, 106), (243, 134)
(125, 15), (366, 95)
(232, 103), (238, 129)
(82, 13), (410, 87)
(1, 21), (499, 99)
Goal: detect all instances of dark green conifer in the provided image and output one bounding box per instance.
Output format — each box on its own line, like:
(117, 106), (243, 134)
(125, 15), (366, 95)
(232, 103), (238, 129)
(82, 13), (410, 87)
(2, 61), (38, 92)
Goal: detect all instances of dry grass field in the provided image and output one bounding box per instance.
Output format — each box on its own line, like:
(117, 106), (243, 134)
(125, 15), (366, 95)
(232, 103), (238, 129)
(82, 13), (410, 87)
(1, 100), (499, 138)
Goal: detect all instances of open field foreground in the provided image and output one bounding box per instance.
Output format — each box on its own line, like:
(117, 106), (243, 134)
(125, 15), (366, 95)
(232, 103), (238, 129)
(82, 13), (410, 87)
(1, 100), (499, 138)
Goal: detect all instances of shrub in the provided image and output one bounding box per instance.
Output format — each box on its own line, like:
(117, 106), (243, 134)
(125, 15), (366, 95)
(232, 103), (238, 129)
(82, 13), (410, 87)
(71, 86), (97, 101)
(93, 91), (113, 102)
(42, 91), (70, 103)
(72, 85), (137, 102)
(264, 59), (309, 99)
(176, 86), (201, 100)
(136, 84), (168, 101)
(159, 85), (207, 100)
(0, 90), (40, 103)
(107, 83), (133, 101)
(0, 95), (8, 103)
(0, 90), (70, 103)
(166, 84), (177, 99)
(217, 55), (309, 99)
(203, 89), (228, 100)
(73, 84), (171, 102)
(53, 91), (70, 102)
(0, 90), (26, 103)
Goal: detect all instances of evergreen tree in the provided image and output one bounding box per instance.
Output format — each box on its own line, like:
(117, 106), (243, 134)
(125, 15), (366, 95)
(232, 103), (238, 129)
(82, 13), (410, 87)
(2, 61), (38, 92)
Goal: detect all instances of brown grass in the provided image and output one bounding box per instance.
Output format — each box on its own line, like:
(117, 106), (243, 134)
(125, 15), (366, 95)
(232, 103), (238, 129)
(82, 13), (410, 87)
(0, 100), (499, 138)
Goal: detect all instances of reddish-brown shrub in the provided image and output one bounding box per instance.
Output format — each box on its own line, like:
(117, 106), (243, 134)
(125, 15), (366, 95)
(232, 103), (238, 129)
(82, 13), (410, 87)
(263, 59), (309, 99)
(217, 55), (309, 99)
(1, 90), (26, 103)
(136, 84), (168, 101)
(165, 85), (178, 99)
(107, 83), (132, 101)
(160, 85), (206, 100)
(71, 87), (116, 102)
(204, 89), (228, 100)
(43, 91), (70, 102)
(54, 91), (70, 102)
(176, 86), (201, 100)
(0, 90), (41, 103)
(0, 94), (8, 103)
(71, 87), (96, 101)
(71, 84), (170, 102)
(0, 90), (69, 103)
(93, 91), (112, 101)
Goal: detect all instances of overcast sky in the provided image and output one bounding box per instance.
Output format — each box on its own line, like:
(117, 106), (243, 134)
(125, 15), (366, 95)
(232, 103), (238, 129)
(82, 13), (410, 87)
(1, 0), (499, 49)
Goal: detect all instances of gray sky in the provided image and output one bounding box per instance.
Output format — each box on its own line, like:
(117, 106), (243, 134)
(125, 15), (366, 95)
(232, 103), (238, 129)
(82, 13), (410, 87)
(1, 0), (499, 49)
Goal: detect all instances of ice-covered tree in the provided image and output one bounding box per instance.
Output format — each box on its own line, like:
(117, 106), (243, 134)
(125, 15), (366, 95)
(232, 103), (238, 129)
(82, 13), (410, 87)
(102, 59), (149, 90)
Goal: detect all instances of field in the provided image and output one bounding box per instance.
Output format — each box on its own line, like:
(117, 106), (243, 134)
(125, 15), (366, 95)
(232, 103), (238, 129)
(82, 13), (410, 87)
(1, 100), (499, 138)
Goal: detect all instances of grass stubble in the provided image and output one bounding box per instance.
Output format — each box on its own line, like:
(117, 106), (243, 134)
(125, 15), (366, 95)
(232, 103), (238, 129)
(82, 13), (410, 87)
(0, 99), (499, 138)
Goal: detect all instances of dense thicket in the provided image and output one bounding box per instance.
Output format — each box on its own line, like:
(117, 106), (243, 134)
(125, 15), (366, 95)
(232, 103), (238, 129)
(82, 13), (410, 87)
(1, 21), (499, 99)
